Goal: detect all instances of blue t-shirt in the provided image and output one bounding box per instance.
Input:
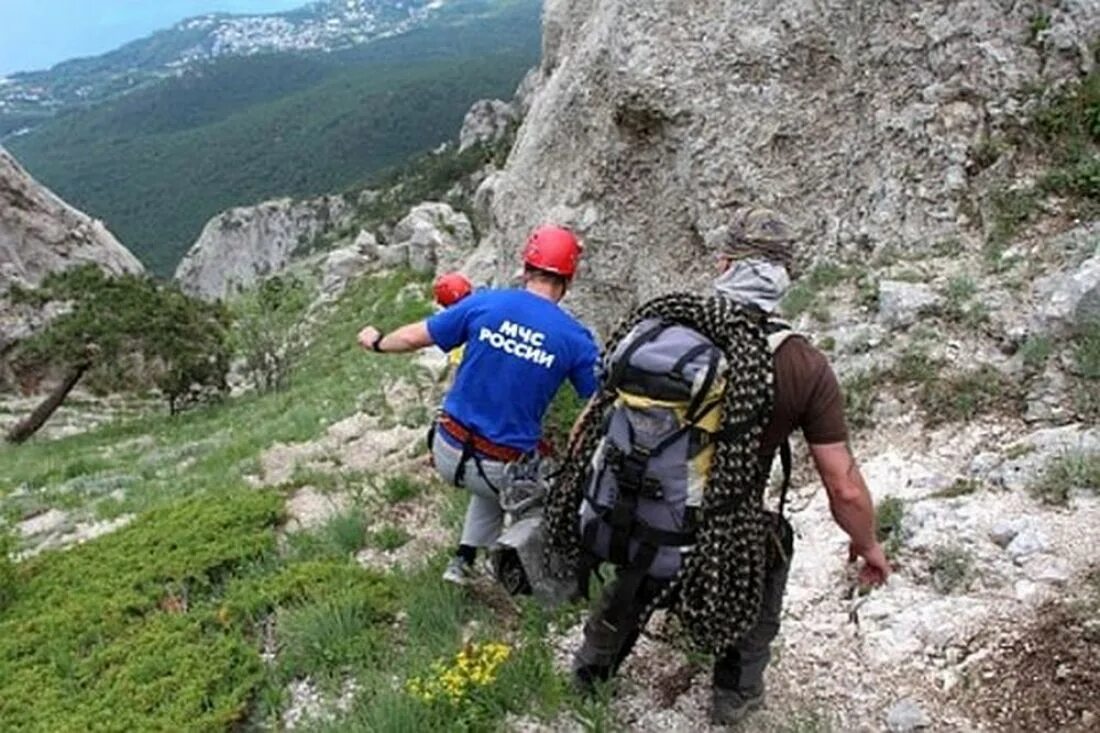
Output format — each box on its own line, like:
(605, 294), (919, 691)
(426, 288), (599, 452)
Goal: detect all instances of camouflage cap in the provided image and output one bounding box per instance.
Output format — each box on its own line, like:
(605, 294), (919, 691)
(709, 207), (795, 268)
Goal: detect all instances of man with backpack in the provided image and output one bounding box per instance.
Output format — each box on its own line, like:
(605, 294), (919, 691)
(358, 226), (599, 585)
(566, 208), (891, 726)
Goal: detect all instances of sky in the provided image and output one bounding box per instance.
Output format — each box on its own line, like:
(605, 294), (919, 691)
(0, 0), (312, 75)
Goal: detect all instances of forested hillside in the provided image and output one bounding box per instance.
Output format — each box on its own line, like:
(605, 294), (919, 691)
(6, 0), (540, 276)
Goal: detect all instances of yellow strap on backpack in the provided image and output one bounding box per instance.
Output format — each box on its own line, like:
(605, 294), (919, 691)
(615, 381), (725, 507)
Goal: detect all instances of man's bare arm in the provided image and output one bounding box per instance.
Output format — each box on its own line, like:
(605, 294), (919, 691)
(357, 322), (434, 353)
(809, 441), (891, 585)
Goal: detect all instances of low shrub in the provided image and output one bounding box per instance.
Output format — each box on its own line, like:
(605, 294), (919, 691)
(1031, 451), (1100, 505)
(929, 545), (974, 594)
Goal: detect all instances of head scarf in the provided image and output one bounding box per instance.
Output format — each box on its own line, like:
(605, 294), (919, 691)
(712, 257), (791, 314)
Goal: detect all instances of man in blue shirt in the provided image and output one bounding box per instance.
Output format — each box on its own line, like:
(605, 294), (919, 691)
(357, 226), (600, 583)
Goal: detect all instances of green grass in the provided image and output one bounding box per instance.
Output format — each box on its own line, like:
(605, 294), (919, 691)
(981, 71), (1100, 258)
(1020, 335), (1054, 372)
(780, 263), (853, 319)
(0, 268), (604, 731)
(1073, 321), (1100, 380)
(0, 489), (281, 731)
(370, 524), (412, 551)
(383, 475), (430, 503)
(1031, 451), (1100, 505)
(929, 545), (974, 594)
(916, 365), (1019, 426)
(842, 369), (882, 430)
(875, 496), (905, 559)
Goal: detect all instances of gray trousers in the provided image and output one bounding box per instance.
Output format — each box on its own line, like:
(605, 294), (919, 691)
(574, 513), (794, 693)
(431, 434), (512, 548)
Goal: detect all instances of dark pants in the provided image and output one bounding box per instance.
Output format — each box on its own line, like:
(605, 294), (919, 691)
(573, 513), (794, 693)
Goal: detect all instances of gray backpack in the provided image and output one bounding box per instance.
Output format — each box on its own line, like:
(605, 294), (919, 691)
(578, 318), (730, 579)
(578, 316), (797, 582)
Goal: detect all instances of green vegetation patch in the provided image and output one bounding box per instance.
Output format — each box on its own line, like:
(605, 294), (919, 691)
(875, 496), (906, 559)
(0, 271), (432, 520)
(929, 545), (974, 594)
(1031, 451), (1100, 505)
(0, 489), (280, 731)
(980, 70), (1100, 257)
(781, 263), (855, 320)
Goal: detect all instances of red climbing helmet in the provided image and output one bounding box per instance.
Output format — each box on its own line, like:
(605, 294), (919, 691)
(433, 272), (473, 307)
(522, 225), (582, 279)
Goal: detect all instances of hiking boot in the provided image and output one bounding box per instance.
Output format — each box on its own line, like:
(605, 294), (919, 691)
(442, 556), (475, 585)
(571, 665), (612, 698)
(710, 686), (765, 726)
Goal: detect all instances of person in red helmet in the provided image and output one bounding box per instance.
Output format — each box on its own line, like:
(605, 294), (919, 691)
(433, 272), (474, 308)
(358, 225), (599, 584)
(433, 272), (475, 372)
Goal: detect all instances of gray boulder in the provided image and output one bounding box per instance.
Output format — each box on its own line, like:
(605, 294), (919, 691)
(459, 99), (518, 152)
(886, 698), (931, 732)
(391, 203), (475, 276)
(320, 246), (373, 298)
(877, 281), (942, 329)
(1033, 249), (1100, 334)
(352, 229), (379, 257)
(1006, 528), (1049, 564)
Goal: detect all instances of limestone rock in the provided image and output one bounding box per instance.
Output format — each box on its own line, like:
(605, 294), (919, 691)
(989, 518), (1029, 548)
(1006, 528), (1049, 563)
(320, 246), (373, 298)
(459, 99), (518, 152)
(353, 229), (379, 256)
(175, 194), (352, 300)
(886, 698), (931, 732)
(877, 281), (942, 329)
(0, 146), (143, 292)
(391, 202), (475, 276)
(513, 67), (544, 116)
(1032, 249), (1100, 334)
(472, 0), (1100, 332)
(978, 424), (1100, 491)
(17, 508), (71, 538)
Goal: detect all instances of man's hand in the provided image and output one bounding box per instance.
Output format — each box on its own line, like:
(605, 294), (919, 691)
(358, 326), (382, 352)
(848, 541), (891, 586)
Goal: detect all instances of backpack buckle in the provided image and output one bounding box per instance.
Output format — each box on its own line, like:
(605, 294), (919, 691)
(611, 446), (664, 500)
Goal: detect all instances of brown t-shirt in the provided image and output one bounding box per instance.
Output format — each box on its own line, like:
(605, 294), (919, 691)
(759, 336), (848, 455)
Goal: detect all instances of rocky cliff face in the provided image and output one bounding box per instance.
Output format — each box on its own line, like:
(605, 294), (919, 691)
(0, 147), (142, 292)
(174, 195), (353, 301)
(470, 0), (1100, 331)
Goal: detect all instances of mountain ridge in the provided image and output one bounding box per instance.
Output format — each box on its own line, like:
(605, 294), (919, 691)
(0, 0), (455, 135)
(4, 0), (541, 275)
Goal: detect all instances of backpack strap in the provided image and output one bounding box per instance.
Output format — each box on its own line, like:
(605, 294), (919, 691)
(608, 321), (667, 388)
(777, 439), (793, 516)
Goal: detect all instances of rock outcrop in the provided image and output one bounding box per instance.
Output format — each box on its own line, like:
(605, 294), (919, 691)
(458, 99), (518, 151)
(0, 146), (142, 292)
(175, 195), (353, 301)
(380, 202), (475, 276)
(470, 0), (1100, 332)
(0, 147), (143, 382)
